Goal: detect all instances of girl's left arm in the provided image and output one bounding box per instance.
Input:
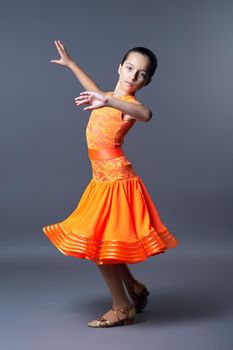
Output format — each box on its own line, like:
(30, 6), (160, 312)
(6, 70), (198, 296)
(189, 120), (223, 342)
(75, 91), (152, 122)
(106, 95), (152, 122)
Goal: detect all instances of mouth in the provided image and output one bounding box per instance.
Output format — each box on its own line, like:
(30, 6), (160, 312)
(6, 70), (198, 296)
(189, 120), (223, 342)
(125, 81), (134, 87)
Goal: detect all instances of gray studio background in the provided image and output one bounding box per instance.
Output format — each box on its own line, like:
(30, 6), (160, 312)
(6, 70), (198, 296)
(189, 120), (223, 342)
(0, 0), (232, 349)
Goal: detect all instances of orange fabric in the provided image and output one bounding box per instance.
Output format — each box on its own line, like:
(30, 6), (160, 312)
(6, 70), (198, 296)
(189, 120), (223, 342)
(88, 145), (124, 160)
(86, 92), (139, 181)
(42, 91), (179, 265)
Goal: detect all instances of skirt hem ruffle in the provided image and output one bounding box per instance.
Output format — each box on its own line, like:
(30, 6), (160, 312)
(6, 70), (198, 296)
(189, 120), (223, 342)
(43, 223), (179, 265)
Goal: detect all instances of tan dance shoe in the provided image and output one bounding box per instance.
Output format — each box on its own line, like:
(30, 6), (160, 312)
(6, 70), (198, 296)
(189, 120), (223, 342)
(88, 304), (136, 328)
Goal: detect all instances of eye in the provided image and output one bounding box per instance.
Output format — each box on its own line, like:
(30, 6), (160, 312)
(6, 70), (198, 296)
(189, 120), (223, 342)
(126, 66), (132, 70)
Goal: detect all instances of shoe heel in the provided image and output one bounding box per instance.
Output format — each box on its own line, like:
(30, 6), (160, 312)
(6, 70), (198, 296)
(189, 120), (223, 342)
(143, 288), (150, 296)
(123, 317), (134, 325)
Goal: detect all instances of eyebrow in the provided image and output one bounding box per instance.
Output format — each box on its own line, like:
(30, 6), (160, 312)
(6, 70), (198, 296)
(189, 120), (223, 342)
(125, 62), (147, 73)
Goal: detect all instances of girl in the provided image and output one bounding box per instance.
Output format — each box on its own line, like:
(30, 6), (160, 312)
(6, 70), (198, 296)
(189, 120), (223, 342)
(43, 40), (179, 328)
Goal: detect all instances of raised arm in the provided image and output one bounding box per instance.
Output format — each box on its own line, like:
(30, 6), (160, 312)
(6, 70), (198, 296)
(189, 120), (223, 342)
(75, 91), (152, 122)
(51, 40), (103, 93)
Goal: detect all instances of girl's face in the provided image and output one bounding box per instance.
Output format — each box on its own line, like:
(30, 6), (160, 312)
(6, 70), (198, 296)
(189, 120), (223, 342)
(118, 52), (151, 94)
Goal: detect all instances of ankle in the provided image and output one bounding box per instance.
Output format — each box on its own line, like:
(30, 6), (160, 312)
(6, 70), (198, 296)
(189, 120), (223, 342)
(112, 301), (133, 309)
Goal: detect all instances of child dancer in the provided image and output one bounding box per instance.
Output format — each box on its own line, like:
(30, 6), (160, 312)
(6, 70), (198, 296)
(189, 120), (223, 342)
(43, 40), (179, 327)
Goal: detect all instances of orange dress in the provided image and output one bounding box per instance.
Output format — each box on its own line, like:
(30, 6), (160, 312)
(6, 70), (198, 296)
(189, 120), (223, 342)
(42, 91), (179, 264)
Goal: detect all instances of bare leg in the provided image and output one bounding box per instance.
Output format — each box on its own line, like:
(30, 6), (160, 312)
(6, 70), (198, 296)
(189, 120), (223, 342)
(119, 264), (150, 313)
(98, 264), (132, 308)
(88, 264), (133, 325)
(118, 263), (137, 293)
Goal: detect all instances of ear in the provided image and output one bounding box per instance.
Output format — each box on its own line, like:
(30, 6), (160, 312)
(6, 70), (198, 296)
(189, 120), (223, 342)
(118, 64), (122, 75)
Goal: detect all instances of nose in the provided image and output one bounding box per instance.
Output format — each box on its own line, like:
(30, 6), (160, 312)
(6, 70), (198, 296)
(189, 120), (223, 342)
(130, 73), (137, 82)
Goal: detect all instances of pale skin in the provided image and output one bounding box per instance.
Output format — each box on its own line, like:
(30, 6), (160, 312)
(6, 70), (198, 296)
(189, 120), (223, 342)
(51, 40), (153, 122)
(51, 40), (152, 323)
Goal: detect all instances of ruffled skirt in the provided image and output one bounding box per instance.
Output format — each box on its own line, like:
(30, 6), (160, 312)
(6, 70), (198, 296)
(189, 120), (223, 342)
(43, 149), (179, 264)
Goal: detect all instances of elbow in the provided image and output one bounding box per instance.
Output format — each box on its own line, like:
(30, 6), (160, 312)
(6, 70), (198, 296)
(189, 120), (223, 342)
(145, 109), (153, 122)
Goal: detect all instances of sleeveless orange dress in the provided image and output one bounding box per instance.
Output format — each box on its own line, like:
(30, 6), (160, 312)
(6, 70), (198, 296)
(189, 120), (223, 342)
(42, 92), (179, 264)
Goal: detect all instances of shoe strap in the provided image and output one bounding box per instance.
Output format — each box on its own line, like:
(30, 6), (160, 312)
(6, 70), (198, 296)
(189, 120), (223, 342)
(112, 304), (134, 319)
(111, 308), (122, 322)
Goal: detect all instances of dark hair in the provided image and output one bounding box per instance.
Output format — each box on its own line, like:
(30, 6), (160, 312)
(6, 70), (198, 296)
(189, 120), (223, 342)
(121, 47), (158, 79)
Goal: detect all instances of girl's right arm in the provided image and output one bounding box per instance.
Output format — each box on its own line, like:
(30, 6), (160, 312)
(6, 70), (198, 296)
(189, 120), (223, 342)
(51, 40), (103, 93)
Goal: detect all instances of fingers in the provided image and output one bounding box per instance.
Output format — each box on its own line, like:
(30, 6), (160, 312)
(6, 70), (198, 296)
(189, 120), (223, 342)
(54, 40), (62, 53)
(74, 96), (90, 107)
(57, 40), (65, 49)
(55, 40), (64, 49)
(75, 95), (90, 101)
(54, 40), (66, 56)
(74, 95), (94, 111)
(57, 40), (67, 53)
(75, 95), (85, 100)
(75, 101), (93, 111)
(74, 95), (92, 105)
(74, 91), (97, 98)
(75, 98), (89, 105)
(74, 95), (89, 101)
(79, 91), (95, 96)
(83, 106), (94, 111)
(75, 91), (96, 101)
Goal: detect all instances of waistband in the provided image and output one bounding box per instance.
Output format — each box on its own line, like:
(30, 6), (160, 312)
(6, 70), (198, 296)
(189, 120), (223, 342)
(88, 145), (124, 160)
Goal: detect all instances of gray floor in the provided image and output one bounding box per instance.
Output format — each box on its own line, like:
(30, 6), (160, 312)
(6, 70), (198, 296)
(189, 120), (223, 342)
(1, 243), (232, 350)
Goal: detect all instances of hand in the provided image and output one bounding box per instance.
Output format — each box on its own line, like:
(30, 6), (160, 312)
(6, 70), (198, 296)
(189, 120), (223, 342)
(50, 40), (73, 67)
(74, 91), (108, 111)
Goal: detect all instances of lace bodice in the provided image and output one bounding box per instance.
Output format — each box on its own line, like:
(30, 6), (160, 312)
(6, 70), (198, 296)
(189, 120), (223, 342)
(86, 91), (141, 150)
(85, 91), (141, 182)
